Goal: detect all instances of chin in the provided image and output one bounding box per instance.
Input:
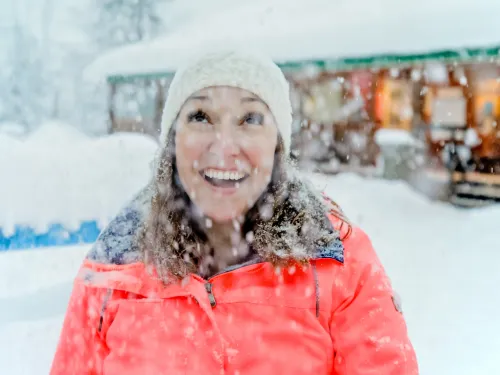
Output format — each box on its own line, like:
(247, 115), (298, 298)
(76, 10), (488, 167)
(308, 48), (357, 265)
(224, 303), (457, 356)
(206, 212), (240, 224)
(202, 205), (245, 224)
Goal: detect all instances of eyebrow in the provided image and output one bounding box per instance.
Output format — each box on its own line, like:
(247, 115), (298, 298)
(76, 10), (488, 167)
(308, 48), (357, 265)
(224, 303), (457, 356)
(241, 96), (265, 104)
(187, 95), (210, 101)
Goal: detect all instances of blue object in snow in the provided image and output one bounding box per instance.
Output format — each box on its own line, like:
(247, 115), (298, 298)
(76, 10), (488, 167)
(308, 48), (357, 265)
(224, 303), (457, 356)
(0, 221), (102, 251)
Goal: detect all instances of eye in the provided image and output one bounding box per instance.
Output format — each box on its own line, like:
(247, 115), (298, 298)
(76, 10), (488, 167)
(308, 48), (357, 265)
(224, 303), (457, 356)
(241, 112), (264, 126)
(187, 110), (210, 124)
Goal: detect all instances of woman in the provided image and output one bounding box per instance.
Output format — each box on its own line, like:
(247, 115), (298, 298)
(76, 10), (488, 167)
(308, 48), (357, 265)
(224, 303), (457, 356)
(51, 50), (418, 374)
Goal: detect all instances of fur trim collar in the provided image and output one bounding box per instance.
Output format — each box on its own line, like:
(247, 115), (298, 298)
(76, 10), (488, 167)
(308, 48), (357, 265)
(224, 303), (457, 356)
(88, 178), (344, 273)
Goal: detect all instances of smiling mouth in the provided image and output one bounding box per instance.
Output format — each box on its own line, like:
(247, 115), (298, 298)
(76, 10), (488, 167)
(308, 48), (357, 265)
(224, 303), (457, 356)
(200, 168), (249, 188)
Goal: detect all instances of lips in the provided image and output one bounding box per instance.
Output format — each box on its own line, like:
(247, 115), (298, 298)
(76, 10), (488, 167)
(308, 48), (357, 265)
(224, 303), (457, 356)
(200, 168), (249, 188)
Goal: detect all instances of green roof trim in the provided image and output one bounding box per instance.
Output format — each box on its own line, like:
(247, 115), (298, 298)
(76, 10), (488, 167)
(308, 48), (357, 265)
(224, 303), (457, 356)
(108, 71), (175, 85)
(107, 46), (500, 84)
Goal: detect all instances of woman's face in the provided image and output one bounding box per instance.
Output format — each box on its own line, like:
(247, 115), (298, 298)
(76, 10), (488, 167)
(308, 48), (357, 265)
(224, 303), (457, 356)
(175, 86), (279, 223)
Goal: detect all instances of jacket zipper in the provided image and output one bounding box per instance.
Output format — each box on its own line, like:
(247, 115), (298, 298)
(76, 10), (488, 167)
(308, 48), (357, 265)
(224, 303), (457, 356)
(205, 282), (217, 307)
(202, 259), (264, 309)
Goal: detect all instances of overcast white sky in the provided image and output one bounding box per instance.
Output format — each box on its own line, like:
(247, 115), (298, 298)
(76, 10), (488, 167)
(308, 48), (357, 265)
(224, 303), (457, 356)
(0, 0), (111, 45)
(0, 0), (241, 46)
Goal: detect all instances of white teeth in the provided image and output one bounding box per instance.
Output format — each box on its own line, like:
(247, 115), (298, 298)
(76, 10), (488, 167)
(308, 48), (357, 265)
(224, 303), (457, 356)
(204, 169), (246, 181)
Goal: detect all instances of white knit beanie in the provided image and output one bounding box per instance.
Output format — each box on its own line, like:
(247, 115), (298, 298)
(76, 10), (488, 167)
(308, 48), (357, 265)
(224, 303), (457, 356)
(160, 49), (293, 154)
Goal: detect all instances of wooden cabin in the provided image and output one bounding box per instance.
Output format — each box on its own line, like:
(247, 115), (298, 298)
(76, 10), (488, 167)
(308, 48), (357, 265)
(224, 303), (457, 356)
(286, 59), (500, 204)
(85, 0), (500, 205)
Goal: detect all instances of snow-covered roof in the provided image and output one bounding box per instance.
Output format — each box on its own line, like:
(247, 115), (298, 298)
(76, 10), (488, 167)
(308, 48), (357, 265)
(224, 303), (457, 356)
(84, 0), (500, 82)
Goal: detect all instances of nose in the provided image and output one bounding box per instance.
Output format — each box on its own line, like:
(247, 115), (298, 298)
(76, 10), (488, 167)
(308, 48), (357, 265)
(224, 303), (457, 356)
(209, 120), (240, 158)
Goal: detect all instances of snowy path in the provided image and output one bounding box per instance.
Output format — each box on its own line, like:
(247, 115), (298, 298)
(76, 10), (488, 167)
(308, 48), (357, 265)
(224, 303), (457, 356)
(0, 246), (88, 374)
(1, 173), (499, 374)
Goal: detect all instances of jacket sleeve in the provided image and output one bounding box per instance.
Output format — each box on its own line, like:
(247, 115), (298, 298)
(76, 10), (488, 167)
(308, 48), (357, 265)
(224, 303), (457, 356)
(330, 227), (419, 374)
(50, 275), (110, 375)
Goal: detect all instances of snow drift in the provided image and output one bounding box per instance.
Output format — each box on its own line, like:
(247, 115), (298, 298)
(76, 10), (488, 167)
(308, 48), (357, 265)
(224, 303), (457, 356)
(0, 121), (158, 237)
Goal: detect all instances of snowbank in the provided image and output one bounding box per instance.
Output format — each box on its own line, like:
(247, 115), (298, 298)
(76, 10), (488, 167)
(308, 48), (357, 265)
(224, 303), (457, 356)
(85, 0), (500, 80)
(1, 173), (499, 374)
(0, 121), (158, 237)
(0, 122), (28, 138)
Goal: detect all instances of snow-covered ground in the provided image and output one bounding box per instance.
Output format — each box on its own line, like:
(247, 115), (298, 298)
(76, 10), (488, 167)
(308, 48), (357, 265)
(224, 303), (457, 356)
(1, 171), (499, 374)
(0, 245), (88, 374)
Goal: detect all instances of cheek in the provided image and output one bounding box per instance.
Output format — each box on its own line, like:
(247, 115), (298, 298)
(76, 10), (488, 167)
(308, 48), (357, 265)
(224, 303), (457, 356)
(244, 144), (275, 173)
(240, 137), (277, 198)
(176, 129), (207, 153)
(175, 132), (207, 182)
(241, 132), (277, 173)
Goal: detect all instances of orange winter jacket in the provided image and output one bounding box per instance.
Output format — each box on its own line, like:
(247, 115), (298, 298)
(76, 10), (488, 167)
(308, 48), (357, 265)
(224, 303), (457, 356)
(51, 201), (418, 375)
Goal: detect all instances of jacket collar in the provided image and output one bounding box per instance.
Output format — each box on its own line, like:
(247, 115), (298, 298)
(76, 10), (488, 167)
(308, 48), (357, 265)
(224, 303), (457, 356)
(87, 189), (344, 268)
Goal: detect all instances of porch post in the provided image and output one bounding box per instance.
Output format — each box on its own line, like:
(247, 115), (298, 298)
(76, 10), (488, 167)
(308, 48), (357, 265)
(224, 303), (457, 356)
(108, 82), (117, 134)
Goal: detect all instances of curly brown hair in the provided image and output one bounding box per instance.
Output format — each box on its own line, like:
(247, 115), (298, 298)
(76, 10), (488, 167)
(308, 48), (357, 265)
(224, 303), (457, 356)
(138, 126), (350, 282)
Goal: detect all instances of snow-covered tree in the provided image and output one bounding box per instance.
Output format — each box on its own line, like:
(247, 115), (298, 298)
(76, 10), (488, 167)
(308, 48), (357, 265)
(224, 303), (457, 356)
(0, 25), (51, 128)
(91, 0), (168, 50)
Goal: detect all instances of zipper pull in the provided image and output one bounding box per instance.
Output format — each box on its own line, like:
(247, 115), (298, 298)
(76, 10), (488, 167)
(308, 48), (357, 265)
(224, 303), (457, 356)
(205, 282), (217, 308)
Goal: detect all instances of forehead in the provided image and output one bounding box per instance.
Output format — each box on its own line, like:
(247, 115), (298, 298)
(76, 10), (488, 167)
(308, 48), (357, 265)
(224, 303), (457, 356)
(186, 86), (264, 105)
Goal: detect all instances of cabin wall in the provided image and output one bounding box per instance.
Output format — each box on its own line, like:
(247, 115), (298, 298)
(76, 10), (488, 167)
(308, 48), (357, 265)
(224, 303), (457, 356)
(108, 78), (171, 139)
(289, 61), (500, 179)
